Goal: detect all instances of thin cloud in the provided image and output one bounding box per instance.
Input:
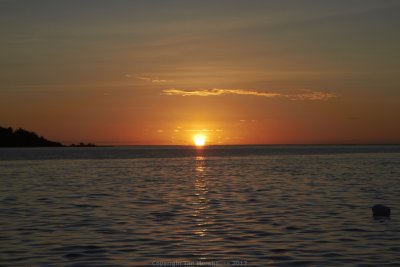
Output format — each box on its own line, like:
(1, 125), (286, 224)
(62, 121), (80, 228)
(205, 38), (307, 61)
(135, 75), (152, 82)
(151, 79), (175, 83)
(134, 75), (174, 83)
(293, 91), (337, 101)
(184, 129), (223, 132)
(163, 88), (281, 97)
(162, 88), (336, 100)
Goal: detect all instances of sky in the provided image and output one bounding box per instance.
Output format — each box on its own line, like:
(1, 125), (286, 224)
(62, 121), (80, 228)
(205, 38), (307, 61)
(1, 0), (400, 145)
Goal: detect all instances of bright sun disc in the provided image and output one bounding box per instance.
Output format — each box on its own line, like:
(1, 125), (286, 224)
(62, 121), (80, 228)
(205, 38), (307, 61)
(193, 134), (206, 147)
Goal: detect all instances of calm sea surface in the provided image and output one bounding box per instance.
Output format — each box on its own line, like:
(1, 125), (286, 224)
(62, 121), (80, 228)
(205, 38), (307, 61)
(1, 145), (400, 266)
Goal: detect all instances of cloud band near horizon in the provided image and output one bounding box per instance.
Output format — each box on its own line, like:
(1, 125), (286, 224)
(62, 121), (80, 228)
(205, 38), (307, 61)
(162, 88), (336, 101)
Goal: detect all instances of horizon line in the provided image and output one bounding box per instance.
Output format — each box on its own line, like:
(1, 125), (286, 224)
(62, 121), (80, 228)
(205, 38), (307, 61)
(61, 143), (400, 147)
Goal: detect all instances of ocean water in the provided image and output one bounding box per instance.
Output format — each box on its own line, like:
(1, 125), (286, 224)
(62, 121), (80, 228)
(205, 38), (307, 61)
(0, 145), (400, 267)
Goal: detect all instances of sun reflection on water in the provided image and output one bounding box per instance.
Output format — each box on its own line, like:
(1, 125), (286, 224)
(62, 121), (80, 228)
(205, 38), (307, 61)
(192, 156), (209, 238)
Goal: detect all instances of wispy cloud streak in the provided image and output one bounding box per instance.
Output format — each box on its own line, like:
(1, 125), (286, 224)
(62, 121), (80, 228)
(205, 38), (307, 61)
(163, 88), (281, 97)
(134, 75), (174, 83)
(162, 88), (336, 101)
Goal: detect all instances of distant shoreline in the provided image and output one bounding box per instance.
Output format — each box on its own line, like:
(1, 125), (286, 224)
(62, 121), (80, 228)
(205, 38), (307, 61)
(1, 144), (399, 149)
(1, 127), (398, 147)
(0, 126), (97, 147)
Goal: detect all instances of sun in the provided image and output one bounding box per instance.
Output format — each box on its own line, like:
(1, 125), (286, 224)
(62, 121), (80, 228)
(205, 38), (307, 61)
(193, 134), (206, 147)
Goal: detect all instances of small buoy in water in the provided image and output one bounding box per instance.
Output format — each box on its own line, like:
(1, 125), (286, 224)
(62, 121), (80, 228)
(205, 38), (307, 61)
(372, 204), (391, 217)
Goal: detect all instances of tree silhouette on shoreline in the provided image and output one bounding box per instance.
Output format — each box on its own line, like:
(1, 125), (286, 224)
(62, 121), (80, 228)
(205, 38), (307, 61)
(0, 126), (63, 147)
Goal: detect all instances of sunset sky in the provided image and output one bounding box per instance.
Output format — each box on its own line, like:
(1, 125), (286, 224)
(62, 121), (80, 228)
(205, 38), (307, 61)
(1, 0), (399, 145)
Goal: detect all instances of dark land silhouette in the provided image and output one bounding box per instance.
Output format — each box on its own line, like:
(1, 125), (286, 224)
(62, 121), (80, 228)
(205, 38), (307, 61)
(0, 126), (96, 147)
(70, 142), (96, 147)
(0, 127), (63, 147)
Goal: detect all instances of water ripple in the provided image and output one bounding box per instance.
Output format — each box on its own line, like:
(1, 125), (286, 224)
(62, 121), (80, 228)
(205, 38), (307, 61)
(0, 150), (399, 266)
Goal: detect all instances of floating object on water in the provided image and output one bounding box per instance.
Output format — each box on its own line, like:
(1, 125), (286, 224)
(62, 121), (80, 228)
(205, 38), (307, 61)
(372, 204), (391, 217)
